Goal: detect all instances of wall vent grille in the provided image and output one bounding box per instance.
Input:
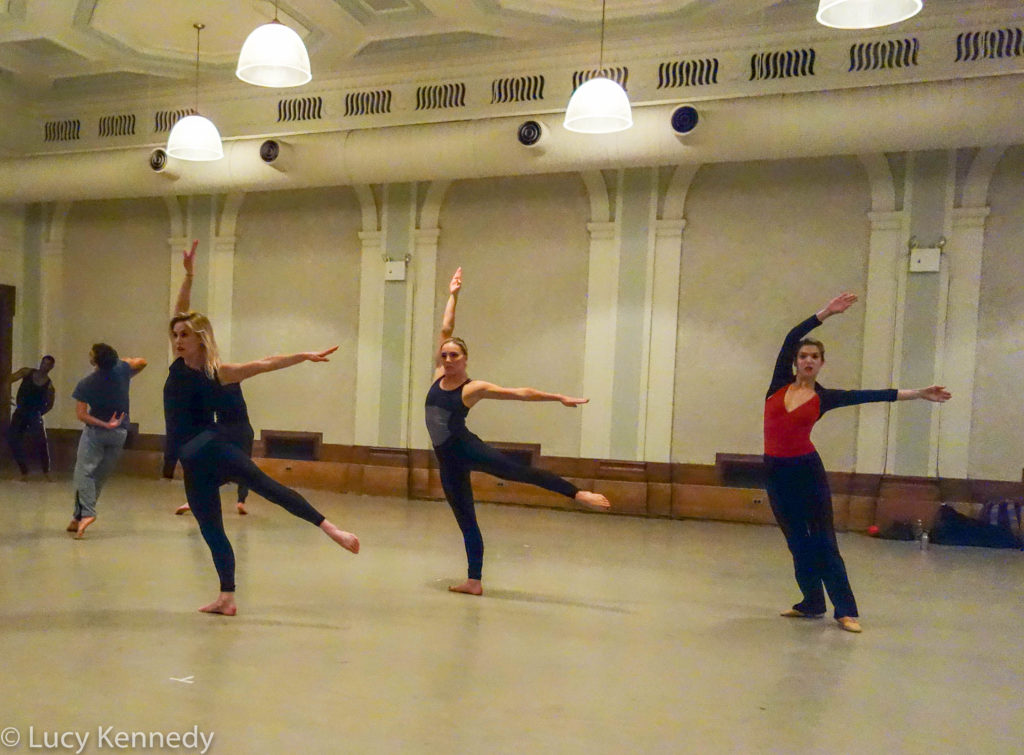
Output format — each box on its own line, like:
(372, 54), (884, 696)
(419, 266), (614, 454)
(572, 67), (629, 90)
(955, 28), (1024, 61)
(416, 82), (466, 110)
(44, 119), (81, 142)
(850, 38), (920, 71)
(750, 48), (816, 80)
(98, 113), (136, 137)
(344, 90), (392, 116)
(491, 75), (545, 103)
(278, 96), (323, 122)
(658, 58), (719, 88)
(154, 109), (196, 133)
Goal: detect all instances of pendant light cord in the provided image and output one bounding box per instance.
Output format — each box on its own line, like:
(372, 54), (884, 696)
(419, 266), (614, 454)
(598, 0), (606, 73)
(193, 23), (204, 114)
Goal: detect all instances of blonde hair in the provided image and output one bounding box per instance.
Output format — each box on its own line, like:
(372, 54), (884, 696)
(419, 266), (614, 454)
(440, 337), (468, 357)
(170, 312), (220, 378)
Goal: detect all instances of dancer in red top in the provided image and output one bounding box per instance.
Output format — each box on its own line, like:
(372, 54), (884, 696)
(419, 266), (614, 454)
(764, 292), (950, 633)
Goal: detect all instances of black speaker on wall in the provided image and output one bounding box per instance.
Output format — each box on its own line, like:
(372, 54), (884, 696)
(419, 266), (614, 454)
(517, 120), (546, 147)
(671, 105), (699, 135)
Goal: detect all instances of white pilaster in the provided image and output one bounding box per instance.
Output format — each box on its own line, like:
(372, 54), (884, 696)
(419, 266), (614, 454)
(208, 235), (236, 361)
(408, 227), (440, 449)
(855, 210), (904, 474)
(641, 218), (686, 463)
(579, 220), (619, 459)
(937, 206), (989, 477)
(354, 229), (385, 446)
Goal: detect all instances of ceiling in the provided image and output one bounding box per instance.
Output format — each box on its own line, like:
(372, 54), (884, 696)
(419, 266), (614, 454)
(2, 0), (1021, 101)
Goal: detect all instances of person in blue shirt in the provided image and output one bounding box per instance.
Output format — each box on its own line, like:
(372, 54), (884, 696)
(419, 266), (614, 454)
(68, 343), (147, 538)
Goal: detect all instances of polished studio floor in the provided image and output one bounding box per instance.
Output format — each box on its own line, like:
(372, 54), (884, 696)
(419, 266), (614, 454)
(1, 476), (1021, 755)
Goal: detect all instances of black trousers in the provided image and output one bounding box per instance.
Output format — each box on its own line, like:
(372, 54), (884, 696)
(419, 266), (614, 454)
(765, 452), (858, 618)
(6, 409), (49, 475)
(434, 432), (579, 580)
(183, 439), (324, 592)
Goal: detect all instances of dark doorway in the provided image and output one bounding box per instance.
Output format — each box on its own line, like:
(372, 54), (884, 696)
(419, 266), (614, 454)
(0, 285), (14, 430)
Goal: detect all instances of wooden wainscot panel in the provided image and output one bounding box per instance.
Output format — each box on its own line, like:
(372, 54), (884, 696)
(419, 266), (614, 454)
(672, 484), (776, 525)
(118, 450), (166, 479)
(831, 494), (851, 532)
(253, 458), (351, 492)
(875, 476), (943, 529)
(846, 496), (877, 532)
(647, 482), (672, 518)
(593, 479), (648, 516)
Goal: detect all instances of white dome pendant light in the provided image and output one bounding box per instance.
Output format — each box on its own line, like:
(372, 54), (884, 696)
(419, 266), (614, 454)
(564, 0), (632, 134)
(167, 23), (223, 161)
(236, 0), (311, 87)
(816, 0), (923, 29)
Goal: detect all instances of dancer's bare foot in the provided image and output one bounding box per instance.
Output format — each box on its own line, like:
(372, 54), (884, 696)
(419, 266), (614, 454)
(66, 519), (80, 533)
(174, 503), (191, 515)
(198, 593), (237, 616)
(575, 490), (610, 510)
(74, 516), (96, 539)
(236, 502), (248, 515)
(449, 579), (483, 596)
(320, 520), (359, 554)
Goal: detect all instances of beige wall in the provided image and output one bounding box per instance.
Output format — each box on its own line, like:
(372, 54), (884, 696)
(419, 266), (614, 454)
(233, 187), (362, 445)
(971, 146), (1024, 482)
(436, 174), (590, 458)
(672, 157), (872, 470)
(61, 198), (169, 433)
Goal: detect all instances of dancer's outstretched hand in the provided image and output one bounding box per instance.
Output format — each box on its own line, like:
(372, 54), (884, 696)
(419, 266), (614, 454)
(559, 395), (589, 407)
(449, 267), (462, 296)
(919, 385), (951, 403)
(823, 292), (857, 316)
(183, 240), (198, 275)
(305, 346), (339, 362)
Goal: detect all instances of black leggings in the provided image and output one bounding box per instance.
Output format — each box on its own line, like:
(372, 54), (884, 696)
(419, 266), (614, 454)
(764, 452), (858, 619)
(6, 409), (49, 475)
(434, 432), (579, 580)
(183, 439), (324, 592)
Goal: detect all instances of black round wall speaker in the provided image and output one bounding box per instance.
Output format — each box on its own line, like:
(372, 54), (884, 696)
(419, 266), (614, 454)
(517, 120), (544, 147)
(671, 105), (699, 135)
(149, 148), (168, 171)
(259, 139), (280, 163)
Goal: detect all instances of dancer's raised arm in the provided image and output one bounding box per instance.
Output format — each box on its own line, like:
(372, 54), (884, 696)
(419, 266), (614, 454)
(174, 240), (199, 315)
(434, 267), (462, 379)
(218, 346), (339, 384)
(767, 292), (857, 398)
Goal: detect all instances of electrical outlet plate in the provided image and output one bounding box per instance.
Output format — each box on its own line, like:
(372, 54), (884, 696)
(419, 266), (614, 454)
(909, 247), (941, 273)
(384, 260), (406, 281)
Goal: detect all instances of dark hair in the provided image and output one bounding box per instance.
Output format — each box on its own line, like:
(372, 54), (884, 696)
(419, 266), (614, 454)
(796, 338), (825, 361)
(440, 337), (468, 357)
(91, 343), (119, 371)
(40, 355), (55, 365)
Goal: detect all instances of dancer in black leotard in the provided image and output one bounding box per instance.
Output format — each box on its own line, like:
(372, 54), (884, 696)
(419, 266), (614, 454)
(427, 267), (610, 596)
(169, 241), (254, 516)
(5, 356), (56, 479)
(164, 267), (358, 616)
(764, 292), (950, 633)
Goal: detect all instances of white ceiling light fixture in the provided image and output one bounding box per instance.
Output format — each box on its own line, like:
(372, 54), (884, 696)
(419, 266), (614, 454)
(816, 0), (923, 29)
(564, 0), (632, 134)
(236, 0), (311, 87)
(167, 23), (223, 161)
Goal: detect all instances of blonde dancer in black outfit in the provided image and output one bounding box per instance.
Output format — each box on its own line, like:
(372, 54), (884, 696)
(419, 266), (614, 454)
(163, 247), (358, 616)
(426, 268), (610, 596)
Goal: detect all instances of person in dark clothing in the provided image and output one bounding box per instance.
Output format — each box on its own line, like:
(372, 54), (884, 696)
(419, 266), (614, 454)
(168, 240), (254, 516)
(427, 267), (610, 596)
(764, 292), (951, 633)
(68, 343), (147, 538)
(5, 355), (56, 479)
(164, 246), (358, 617)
